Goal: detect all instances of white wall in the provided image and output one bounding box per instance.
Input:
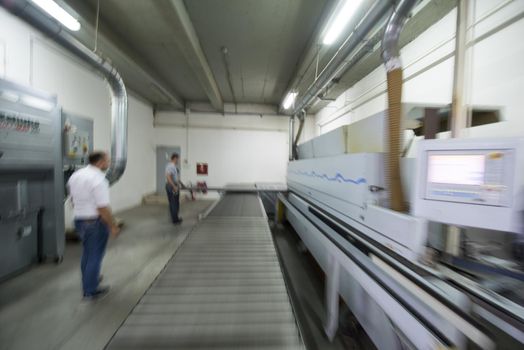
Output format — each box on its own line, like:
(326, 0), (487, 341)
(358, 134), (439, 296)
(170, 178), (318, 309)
(154, 112), (290, 189)
(314, 0), (524, 140)
(0, 7), (156, 213)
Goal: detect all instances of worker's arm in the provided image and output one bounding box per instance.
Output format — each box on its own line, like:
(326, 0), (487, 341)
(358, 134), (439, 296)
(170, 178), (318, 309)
(98, 206), (120, 236)
(93, 180), (120, 237)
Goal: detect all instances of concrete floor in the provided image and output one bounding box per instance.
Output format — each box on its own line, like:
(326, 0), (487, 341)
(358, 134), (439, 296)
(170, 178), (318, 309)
(0, 196), (376, 350)
(0, 200), (213, 350)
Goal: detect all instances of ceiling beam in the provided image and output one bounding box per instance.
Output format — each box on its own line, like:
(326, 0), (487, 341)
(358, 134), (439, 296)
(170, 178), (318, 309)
(60, 0), (185, 109)
(157, 0), (224, 112)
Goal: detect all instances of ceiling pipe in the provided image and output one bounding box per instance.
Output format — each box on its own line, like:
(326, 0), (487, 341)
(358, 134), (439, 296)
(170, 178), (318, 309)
(381, 0), (418, 212)
(293, 110), (306, 160)
(1, 0), (127, 184)
(291, 0), (394, 116)
(289, 116), (295, 161)
(310, 22), (384, 107)
(307, 0), (457, 114)
(221, 46), (237, 105)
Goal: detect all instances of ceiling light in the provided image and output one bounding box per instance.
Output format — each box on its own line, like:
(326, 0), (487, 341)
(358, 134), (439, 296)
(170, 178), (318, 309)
(322, 0), (363, 45)
(282, 92), (298, 110)
(30, 0), (81, 31)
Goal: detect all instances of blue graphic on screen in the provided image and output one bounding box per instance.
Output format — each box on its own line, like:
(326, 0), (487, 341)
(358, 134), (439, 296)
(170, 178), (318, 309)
(290, 170), (367, 185)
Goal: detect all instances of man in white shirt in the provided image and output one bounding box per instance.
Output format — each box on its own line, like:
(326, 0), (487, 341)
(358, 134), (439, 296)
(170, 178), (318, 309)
(68, 151), (120, 300)
(165, 153), (183, 224)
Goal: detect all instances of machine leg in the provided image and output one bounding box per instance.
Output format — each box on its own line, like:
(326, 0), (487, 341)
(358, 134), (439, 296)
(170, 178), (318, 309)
(324, 255), (340, 341)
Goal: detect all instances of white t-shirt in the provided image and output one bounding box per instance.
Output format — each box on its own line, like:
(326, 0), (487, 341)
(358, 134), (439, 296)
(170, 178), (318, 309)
(165, 162), (179, 184)
(67, 165), (110, 219)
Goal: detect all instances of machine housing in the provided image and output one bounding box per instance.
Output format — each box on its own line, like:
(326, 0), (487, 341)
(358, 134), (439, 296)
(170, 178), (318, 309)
(0, 79), (64, 280)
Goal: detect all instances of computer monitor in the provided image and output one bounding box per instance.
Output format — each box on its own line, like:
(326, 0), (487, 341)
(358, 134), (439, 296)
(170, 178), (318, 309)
(413, 138), (524, 233)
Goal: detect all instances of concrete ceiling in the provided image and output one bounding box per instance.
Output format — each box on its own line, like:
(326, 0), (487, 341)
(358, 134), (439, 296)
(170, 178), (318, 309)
(184, 0), (328, 104)
(58, 0), (455, 115)
(62, 0), (330, 109)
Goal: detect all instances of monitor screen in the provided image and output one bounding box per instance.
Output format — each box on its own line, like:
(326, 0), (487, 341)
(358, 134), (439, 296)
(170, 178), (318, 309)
(414, 139), (520, 233)
(427, 154), (485, 185)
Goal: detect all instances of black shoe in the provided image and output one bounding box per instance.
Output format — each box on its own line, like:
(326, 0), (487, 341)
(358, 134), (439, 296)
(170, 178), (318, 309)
(173, 218), (183, 225)
(83, 285), (110, 301)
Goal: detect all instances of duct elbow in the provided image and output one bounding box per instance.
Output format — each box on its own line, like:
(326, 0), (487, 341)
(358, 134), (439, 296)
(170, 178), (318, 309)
(106, 71), (128, 185)
(381, 0), (417, 72)
(106, 158), (127, 185)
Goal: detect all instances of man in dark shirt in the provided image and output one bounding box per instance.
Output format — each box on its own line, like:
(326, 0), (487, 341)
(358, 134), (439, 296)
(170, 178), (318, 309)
(165, 153), (183, 224)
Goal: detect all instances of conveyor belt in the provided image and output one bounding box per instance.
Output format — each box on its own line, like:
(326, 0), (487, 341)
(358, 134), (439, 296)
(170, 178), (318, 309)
(106, 194), (304, 350)
(208, 193), (265, 217)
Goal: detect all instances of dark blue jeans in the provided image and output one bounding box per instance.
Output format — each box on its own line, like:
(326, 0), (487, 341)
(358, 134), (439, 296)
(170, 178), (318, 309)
(75, 218), (109, 296)
(166, 184), (180, 223)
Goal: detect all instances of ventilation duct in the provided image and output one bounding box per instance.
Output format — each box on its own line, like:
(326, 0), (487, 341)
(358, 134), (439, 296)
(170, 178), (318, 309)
(381, 0), (417, 212)
(292, 110), (306, 160)
(289, 116), (295, 161)
(1, 0), (128, 184)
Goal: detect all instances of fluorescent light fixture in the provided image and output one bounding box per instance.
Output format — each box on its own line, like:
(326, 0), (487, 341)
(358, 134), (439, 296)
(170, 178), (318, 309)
(322, 0), (363, 45)
(30, 0), (81, 31)
(282, 92), (298, 110)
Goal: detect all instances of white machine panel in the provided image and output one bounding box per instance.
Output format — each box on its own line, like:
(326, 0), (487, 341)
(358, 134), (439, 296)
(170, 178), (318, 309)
(288, 153), (428, 260)
(297, 113), (387, 160)
(414, 138), (524, 233)
(312, 127), (346, 158)
(287, 153), (386, 212)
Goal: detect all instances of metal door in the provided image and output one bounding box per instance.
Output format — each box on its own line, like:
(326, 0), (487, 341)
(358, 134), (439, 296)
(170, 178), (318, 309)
(156, 146), (181, 194)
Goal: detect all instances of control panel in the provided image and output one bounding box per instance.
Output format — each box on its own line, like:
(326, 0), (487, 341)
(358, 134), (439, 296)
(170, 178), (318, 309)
(63, 113), (93, 166)
(62, 113), (93, 197)
(413, 138), (524, 233)
(0, 100), (57, 166)
(424, 149), (513, 207)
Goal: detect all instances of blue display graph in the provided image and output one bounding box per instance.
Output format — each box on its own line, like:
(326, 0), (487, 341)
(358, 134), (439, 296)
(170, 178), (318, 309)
(290, 170), (367, 185)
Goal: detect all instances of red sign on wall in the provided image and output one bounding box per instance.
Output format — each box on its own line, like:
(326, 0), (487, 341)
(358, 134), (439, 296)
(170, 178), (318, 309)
(196, 162), (208, 175)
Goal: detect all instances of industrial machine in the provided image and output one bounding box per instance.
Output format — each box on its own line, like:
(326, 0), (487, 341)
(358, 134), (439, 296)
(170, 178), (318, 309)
(280, 124), (524, 349)
(0, 77), (95, 280)
(0, 78), (64, 280)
